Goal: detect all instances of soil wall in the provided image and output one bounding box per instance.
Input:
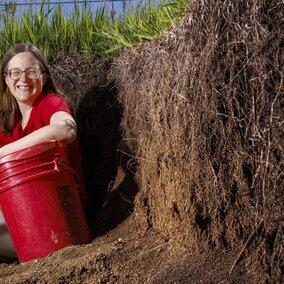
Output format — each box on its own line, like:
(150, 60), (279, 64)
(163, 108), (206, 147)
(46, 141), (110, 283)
(110, 0), (283, 280)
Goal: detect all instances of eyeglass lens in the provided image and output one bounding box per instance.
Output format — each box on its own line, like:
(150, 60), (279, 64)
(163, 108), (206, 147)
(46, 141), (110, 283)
(8, 68), (41, 80)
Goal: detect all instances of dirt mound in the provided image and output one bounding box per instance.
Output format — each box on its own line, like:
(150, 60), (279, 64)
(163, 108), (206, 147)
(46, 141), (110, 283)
(0, 217), (262, 283)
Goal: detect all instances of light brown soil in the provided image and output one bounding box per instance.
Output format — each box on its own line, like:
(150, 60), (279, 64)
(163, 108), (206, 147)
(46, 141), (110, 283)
(0, 215), (262, 284)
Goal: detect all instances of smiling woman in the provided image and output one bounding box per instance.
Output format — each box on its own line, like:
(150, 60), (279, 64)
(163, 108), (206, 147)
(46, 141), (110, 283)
(0, 44), (78, 155)
(0, 43), (88, 260)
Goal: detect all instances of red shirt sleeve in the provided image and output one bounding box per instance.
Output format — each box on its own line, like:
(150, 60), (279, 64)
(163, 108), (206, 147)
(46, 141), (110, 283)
(41, 94), (72, 125)
(40, 95), (88, 200)
(0, 93), (88, 201)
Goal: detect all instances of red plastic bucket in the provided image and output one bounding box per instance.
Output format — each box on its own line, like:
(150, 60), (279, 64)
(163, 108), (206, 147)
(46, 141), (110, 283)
(0, 140), (90, 262)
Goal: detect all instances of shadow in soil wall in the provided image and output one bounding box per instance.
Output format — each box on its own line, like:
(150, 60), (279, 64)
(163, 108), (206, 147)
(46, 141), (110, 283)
(76, 81), (138, 238)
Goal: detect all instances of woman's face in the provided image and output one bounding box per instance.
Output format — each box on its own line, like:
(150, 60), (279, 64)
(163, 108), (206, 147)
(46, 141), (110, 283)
(5, 52), (46, 106)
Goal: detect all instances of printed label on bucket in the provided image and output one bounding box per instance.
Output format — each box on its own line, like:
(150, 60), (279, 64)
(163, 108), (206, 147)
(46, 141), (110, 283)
(58, 185), (84, 236)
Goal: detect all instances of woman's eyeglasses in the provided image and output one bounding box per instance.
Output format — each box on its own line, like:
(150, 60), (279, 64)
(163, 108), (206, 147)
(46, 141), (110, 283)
(6, 68), (44, 80)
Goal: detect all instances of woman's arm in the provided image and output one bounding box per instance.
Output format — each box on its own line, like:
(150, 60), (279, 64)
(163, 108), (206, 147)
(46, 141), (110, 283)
(0, 111), (77, 157)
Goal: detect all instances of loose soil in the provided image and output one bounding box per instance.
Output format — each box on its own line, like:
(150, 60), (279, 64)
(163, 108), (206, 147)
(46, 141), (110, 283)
(0, 215), (262, 284)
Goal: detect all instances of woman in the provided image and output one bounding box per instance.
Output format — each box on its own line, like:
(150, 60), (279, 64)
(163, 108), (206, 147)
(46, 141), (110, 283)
(0, 43), (87, 260)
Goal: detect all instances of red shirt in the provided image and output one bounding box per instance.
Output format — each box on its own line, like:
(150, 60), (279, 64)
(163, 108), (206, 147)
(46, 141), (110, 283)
(0, 92), (87, 200)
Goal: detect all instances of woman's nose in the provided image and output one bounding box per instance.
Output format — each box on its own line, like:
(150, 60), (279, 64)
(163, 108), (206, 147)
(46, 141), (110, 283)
(19, 72), (28, 80)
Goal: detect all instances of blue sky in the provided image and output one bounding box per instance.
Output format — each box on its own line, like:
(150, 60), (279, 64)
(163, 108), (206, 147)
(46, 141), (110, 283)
(0, 0), (147, 18)
(44, 0), (138, 17)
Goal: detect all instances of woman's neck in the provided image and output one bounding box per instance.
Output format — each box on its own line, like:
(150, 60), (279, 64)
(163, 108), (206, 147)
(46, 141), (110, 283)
(18, 103), (33, 129)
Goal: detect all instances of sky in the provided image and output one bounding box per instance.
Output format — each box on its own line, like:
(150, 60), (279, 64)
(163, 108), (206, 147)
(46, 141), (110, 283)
(0, 0), (147, 19)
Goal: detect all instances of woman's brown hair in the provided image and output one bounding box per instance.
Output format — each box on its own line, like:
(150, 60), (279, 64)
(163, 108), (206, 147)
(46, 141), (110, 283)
(0, 44), (60, 135)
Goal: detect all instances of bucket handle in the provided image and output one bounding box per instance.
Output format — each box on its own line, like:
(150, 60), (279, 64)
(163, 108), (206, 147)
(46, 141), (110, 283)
(0, 168), (60, 193)
(0, 158), (66, 183)
(56, 160), (81, 187)
(0, 158), (78, 194)
(0, 152), (64, 175)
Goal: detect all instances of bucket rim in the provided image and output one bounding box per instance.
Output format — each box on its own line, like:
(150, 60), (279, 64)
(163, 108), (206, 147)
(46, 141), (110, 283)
(0, 140), (66, 164)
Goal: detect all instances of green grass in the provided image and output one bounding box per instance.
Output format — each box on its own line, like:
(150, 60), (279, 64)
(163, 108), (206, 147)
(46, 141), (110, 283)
(0, 0), (188, 59)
